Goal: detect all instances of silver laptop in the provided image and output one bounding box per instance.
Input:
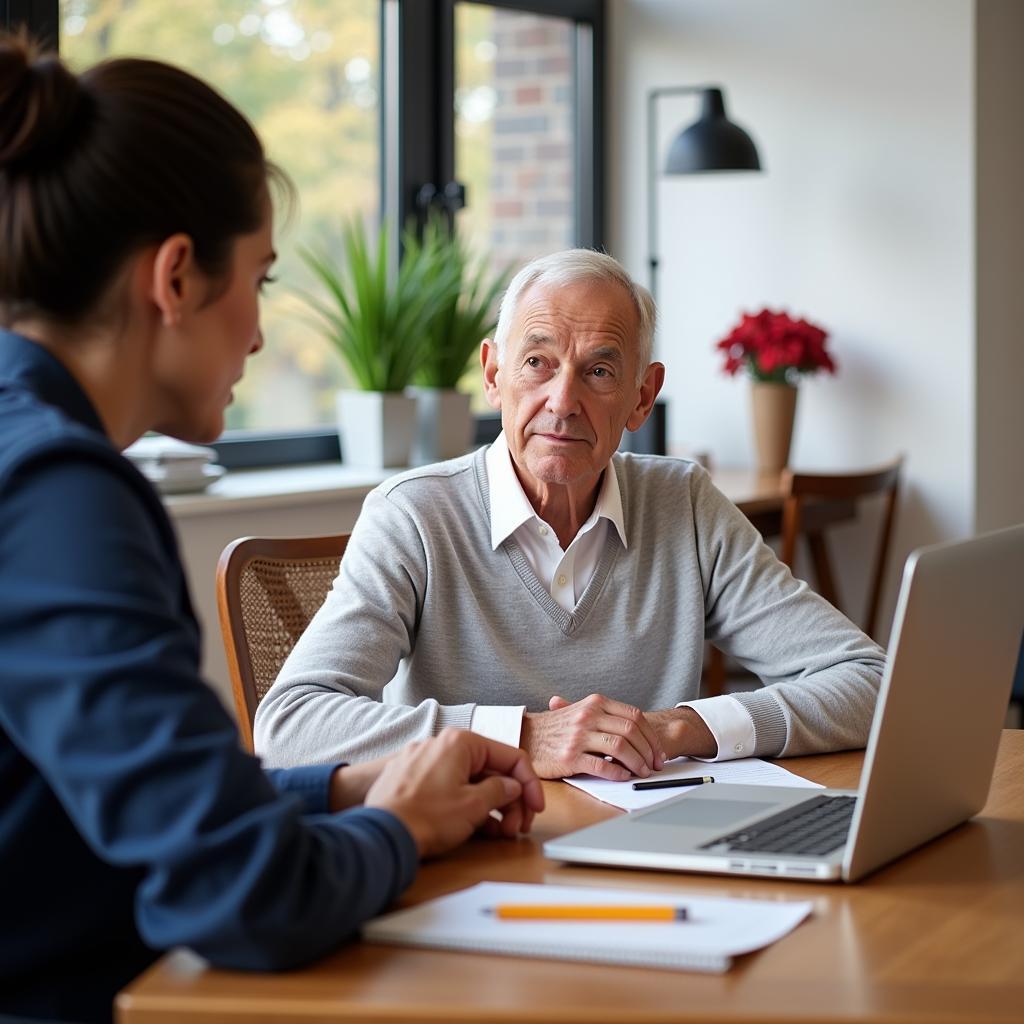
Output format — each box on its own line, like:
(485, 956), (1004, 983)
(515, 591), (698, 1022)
(545, 524), (1024, 882)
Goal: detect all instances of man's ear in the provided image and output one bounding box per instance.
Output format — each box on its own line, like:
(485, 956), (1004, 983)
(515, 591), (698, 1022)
(480, 338), (502, 411)
(149, 234), (196, 328)
(625, 361), (666, 432)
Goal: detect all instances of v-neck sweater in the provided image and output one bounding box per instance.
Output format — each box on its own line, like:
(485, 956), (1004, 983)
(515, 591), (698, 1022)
(256, 446), (885, 767)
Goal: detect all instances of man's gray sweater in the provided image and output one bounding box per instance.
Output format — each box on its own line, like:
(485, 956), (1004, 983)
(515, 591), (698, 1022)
(255, 449), (885, 767)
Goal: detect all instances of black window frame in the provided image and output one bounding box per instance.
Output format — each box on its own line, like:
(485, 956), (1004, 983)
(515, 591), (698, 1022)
(4, 2), (56, 44)
(11, 0), (605, 469)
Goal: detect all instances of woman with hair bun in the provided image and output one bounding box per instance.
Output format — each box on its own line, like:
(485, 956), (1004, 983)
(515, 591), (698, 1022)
(0, 36), (542, 1024)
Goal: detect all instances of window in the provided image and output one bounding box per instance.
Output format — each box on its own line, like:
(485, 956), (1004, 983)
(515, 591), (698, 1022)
(454, 4), (582, 408)
(13, 0), (604, 466)
(60, 0), (381, 439)
(455, 4), (577, 267)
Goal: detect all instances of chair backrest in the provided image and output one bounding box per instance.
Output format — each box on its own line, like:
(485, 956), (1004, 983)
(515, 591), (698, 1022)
(216, 534), (350, 751)
(780, 457), (903, 640)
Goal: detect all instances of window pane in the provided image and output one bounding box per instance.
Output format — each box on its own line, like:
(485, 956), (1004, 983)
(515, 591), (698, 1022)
(59, 0), (380, 433)
(455, 4), (576, 267)
(454, 4), (577, 408)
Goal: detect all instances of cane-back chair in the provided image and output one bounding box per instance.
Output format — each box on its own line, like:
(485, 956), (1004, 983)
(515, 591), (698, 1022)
(216, 534), (350, 751)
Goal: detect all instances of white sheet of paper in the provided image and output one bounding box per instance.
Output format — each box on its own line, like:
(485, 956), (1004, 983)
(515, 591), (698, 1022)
(564, 756), (823, 811)
(363, 881), (813, 973)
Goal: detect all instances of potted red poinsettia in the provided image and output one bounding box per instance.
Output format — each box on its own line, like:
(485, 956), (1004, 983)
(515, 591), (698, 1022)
(715, 309), (836, 472)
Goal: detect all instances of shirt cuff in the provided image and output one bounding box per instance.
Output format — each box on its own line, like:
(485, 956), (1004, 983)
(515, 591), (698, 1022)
(263, 763), (339, 815)
(676, 696), (756, 761)
(470, 705), (525, 748)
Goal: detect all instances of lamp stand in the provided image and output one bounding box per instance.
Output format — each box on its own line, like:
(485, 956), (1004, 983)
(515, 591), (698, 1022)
(646, 85), (706, 306)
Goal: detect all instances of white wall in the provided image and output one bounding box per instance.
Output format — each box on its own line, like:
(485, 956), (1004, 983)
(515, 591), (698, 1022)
(608, 0), (983, 639)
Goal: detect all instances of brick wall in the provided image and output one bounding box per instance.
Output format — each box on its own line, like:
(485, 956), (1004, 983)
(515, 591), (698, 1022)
(488, 11), (575, 268)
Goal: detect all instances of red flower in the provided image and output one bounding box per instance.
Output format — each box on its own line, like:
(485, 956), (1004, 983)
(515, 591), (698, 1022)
(714, 308), (836, 383)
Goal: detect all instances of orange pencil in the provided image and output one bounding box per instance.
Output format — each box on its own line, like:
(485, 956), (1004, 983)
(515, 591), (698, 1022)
(486, 904), (687, 922)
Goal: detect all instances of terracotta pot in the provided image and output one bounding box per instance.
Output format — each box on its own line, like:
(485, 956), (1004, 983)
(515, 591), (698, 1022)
(750, 382), (798, 473)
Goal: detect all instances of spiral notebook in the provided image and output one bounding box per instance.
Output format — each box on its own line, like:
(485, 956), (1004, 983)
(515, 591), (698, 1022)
(362, 881), (812, 973)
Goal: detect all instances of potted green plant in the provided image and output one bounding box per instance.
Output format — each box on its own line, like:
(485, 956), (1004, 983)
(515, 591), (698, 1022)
(299, 219), (455, 468)
(407, 218), (512, 464)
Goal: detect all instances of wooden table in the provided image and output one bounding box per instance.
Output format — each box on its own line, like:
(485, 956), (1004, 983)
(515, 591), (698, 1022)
(709, 467), (793, 517)
(713, 466), (856, 543)
(117, 731), (1024, 1024)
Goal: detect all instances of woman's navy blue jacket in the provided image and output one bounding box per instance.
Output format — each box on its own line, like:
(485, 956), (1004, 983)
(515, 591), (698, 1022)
(0, 332), (417, 1022)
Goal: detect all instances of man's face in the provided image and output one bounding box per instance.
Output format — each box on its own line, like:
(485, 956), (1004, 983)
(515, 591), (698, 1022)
(482, 278), (663, 498)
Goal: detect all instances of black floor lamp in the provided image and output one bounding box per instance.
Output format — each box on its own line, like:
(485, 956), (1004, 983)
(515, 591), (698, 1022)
(622, 85), (762, 458)
(646, 85), (762, 306)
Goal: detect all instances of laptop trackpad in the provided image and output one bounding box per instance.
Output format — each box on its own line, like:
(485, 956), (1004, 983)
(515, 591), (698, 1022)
(639, 798), (772, 830)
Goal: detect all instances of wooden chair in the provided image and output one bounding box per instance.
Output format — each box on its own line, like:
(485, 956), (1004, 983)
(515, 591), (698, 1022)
(780, 457), (903, 639)
(216, 534), (350, 751)
(703, 457), (903, 697)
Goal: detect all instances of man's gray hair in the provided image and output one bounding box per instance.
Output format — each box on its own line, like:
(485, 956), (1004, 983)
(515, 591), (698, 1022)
(492, 249), (657, 384)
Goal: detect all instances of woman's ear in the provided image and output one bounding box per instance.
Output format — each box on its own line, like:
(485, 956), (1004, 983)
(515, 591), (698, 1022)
(149, 234), (196, 328)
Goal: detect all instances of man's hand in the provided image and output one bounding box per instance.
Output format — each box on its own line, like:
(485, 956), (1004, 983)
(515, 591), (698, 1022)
(520, 694), (667, 781)
(646, 706), (718, 760)
(363, 729), (545, 858)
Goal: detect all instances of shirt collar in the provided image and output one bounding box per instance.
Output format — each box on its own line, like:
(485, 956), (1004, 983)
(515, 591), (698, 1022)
(0, 329), (107, 438)
(485, 431), (627, 550)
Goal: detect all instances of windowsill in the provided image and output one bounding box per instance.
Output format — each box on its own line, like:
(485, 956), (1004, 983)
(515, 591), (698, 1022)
(163, 462), (396, 519)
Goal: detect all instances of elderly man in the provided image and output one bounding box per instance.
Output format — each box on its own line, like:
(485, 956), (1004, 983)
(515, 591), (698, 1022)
(255, 250), (884, 780)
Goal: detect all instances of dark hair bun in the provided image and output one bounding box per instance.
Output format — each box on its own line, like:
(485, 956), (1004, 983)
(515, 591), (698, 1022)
(0, 34), (87, 170)
(0, 33), (274, 325)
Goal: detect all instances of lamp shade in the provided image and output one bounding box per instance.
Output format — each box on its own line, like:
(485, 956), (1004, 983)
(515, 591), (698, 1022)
(664, 87), (761, 174)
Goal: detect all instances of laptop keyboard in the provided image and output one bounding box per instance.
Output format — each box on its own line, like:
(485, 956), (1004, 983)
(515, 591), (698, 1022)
(699, 795), (857, 857)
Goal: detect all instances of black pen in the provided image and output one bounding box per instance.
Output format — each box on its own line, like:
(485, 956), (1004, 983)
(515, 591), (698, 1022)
(631, 775), (715, 791)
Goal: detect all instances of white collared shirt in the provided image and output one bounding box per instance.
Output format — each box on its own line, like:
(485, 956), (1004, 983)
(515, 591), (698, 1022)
(486, 431), (626, 613)
(468, 433), (754, 760)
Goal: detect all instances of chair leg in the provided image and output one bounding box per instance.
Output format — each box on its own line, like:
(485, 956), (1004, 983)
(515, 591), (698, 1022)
(805, 530), (839, 608)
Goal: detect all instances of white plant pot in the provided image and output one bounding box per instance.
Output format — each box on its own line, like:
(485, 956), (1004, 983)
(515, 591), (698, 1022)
(336, 389), (417, 469)
(408, 387), (474, 465)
